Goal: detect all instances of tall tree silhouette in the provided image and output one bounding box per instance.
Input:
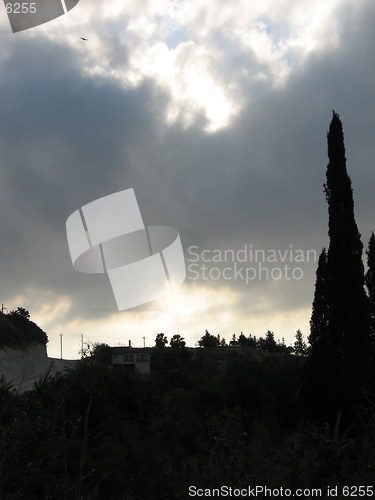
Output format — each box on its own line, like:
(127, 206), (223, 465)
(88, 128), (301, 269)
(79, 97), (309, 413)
(309, 112), (372, 417)
(365, 232), (375, 346)
(294, 329), (308, 356)
(309, 248), (328, 363)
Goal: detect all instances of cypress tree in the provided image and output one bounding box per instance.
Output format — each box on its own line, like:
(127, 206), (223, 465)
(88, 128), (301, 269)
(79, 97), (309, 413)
(365, 232), (375, 345)
(310, 112), (372, 415)
(309, 248), (328, 363)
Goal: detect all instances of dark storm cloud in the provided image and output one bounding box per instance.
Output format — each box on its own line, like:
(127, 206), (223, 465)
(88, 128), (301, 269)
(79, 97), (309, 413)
(0, 37), (167, 314)
(0, 0), (374, 331)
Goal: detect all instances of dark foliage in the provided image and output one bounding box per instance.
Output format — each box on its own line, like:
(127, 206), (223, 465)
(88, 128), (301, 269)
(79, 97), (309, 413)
(0, 349), (373, 500)
(8, 307), (30, 320)
(0, 310), (48, 348)
(170, 334), (186, 350)
(309, 249), (328, 365)
(154, 333), (168, 349)
(199, 330), (293, 353)
(294, 330), (308, 356)
(198, 329), (220, 348)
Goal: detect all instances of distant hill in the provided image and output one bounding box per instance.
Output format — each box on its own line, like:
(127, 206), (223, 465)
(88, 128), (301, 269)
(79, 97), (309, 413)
(0, 312), (48, 349)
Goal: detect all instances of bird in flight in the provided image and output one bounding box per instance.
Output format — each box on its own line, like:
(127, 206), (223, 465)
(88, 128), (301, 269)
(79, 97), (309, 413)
(80, 37), (88, 41)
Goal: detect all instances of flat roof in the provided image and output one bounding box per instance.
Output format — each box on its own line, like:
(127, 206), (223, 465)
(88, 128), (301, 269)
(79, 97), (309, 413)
(110, 347), (152, 353)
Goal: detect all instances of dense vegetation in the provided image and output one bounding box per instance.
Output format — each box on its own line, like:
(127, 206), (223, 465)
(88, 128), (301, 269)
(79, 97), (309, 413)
(0, 347), (374, 500)
(0, 307), (48, 349)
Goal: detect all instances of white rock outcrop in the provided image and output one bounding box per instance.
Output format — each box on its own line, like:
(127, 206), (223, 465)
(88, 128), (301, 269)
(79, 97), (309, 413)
(0, 342), (76, 392)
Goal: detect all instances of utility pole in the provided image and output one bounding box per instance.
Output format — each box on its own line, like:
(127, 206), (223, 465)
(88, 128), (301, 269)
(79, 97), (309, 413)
(81, 333), (84, 354)
(60, 334), (63, 359)
(143, 336), (146, 348)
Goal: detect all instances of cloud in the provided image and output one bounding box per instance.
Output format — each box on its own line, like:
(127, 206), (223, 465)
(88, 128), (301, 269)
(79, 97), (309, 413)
(0, 0), (374, 357)
(0, 0), (353, 133)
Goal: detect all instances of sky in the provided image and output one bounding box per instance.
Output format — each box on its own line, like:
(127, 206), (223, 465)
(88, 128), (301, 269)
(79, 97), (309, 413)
(0, 0), (374, 359)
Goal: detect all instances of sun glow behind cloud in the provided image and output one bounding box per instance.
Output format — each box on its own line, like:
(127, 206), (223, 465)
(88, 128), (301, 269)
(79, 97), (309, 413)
(6, 283), (312, 359)
(12, 0), (349, 133)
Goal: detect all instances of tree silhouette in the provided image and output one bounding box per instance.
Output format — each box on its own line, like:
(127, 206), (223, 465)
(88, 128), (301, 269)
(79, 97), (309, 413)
(264, 331), (278, 352)
(257, 331), (279, 352)
(220, 336), (227, 347)
(294, 330), (308, 356)
(198, 330), (220, 348)
(170, 334), (186, 350)
(247, 334), (258, 348)
(229, 333), (238, 346)
(309, 111), (372, 417)
(365, 232), (375, 346)
(155, 333), (168, 349)
(9, 306), (30, 320)
(238, 332), (248, 346)
(309, 249), (328, 364)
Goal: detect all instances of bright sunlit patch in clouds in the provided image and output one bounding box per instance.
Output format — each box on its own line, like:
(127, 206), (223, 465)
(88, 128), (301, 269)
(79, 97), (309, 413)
(154, 283), (238, 323)
(26, 282), (312, 359)
(130, 40), (239, 132)
(39, 283), (241, 358)
(15, 0), (350, 133)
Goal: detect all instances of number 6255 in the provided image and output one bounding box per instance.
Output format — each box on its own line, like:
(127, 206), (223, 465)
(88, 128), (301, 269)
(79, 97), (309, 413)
(5, 3), (37, 14)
